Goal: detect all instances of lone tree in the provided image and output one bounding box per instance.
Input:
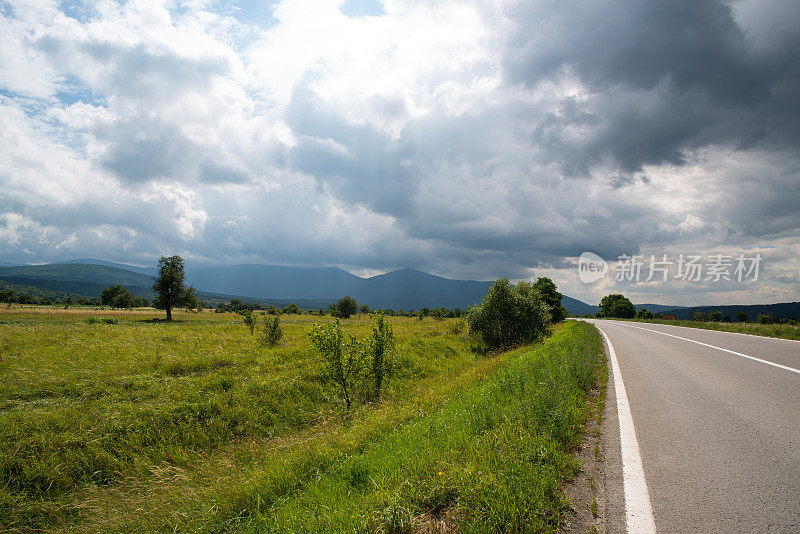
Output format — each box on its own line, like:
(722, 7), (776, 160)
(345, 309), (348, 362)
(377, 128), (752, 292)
(336, 296), (358, 319)
(598, 294), (636, 318)
(152, 255), (195, 321)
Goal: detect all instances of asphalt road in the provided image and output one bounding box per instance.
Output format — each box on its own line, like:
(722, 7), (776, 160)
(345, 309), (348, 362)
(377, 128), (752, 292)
(587, 320), (800, 533)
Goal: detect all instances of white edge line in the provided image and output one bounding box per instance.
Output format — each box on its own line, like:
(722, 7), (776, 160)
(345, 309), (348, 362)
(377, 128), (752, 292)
(613, 322), (800, 375)
(596, 324), (657, 533)
(624, 320), (800, 344)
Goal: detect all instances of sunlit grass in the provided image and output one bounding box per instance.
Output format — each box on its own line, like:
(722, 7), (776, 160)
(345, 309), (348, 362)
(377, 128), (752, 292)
(0, 305), (604, 532)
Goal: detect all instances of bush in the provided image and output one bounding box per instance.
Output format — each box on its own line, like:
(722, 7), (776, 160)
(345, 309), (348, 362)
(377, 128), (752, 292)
(467, 278), (551, 350)
(263, 315), (283, 346)
(757, 313), (774, 324)
(692, 312), (706, 322)
(240, 309), (257, 335)
(368, 314), (394, 398)
(708, 310), (723, 322)
(309, 321), (364, 410)
(735, 311), (748, 323)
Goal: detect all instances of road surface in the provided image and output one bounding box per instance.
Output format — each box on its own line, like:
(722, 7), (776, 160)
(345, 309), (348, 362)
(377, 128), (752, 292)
(586, 319), (800, 533)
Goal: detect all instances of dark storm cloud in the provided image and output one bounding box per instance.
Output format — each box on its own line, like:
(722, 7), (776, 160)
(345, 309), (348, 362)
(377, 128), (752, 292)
(505, 0), (800, 173)
(97, 116), (249, 184)
(285, 85), (419, 217)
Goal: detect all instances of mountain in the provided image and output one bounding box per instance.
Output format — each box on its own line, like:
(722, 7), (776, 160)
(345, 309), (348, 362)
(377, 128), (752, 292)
(0, 263), (154, 298)
(51, 258), (155, 276)
(0, 261), (599, 313)
(0, 261), (30, 267)
(357, 268), (490, 310)
(658, 302), (800, 321)
(186, 265), (362, 300)
(563, 296), (599, 316)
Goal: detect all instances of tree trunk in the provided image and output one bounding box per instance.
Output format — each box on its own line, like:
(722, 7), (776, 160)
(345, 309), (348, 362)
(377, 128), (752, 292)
(166, 305), (172, 321)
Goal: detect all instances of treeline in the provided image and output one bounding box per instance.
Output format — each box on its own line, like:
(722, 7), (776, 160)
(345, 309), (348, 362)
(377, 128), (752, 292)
(587, 293), (798, 325)
(213, 295), (467, 319)
(0, 280), (98, 306)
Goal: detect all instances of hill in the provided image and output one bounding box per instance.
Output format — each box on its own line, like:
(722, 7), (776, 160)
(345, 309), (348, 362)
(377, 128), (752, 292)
(0, 264), (154, 299)
(0, 261), (598, 314)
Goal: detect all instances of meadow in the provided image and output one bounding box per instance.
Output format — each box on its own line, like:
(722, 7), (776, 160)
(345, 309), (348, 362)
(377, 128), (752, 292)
(0, 305), (605, 532)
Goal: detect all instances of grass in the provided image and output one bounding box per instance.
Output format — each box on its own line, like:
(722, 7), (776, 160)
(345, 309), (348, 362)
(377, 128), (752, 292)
(0, 305), (605, 532)
(622, 317), (800, 340)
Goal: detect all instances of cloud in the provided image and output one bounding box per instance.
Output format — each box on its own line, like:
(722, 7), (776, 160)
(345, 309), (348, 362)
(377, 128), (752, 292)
(0, 0), (798, 306)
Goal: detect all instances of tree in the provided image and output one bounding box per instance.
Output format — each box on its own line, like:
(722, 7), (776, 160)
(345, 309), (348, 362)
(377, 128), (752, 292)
(599, 294), (636, 318)
(533, 277), (567, 322)
(309, 321), (364, 410)
(735, 311), (748, 323)
(360, 304), (370, 315)
(691, 312), (706, 322)
(111, 290), (135, 309)
(708, 310), (723, 322)
(101, 285), (126, 306)
(467, 278), (551, 349)
(336, 296), (358, 319)
(637, 307), (654, 319)
(152, 255), (195, 321)
(240, 309), (256, 335)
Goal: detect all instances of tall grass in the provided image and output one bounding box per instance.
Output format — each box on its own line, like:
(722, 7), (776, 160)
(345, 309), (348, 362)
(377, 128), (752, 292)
(0, 306), (604, 532)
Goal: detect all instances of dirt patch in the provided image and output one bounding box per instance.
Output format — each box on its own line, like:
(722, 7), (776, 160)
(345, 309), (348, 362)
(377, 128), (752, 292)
(562, 379), (608, 533)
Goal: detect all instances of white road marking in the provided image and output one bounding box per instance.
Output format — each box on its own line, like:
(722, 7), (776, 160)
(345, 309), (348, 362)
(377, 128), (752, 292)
(615, 322), (800, 375)
(630, 321), (800, 344)
(596, 324), (657, 533)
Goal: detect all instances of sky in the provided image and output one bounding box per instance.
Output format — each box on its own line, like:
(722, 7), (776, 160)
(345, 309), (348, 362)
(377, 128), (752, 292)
(0, 0), (799, 306)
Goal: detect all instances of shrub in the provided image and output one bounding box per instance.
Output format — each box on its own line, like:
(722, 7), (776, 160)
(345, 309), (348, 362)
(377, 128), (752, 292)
(467, 278), (551, 350)
(735, 311), (748, 323)
(240, 309), (257, 335)
(708, 310), (723, 322)
(309, 321), (364, 410)
(263, 315), (283, 346)
(692, 312), (706, 322)
(368, 314), (394, 398)
(757, 313), (774, 324)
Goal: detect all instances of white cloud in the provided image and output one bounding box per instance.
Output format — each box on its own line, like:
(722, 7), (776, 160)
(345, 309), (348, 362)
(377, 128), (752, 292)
(0, 0), (797, 306)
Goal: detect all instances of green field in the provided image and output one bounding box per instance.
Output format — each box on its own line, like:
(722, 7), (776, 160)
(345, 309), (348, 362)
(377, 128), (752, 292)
(0, 306), (605, 532)
(624, 317), (800, 341)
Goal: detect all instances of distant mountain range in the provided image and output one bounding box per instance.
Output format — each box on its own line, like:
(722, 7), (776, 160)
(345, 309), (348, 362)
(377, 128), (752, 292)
(0, 259), (598, 313)
(2, 259), (796, 319)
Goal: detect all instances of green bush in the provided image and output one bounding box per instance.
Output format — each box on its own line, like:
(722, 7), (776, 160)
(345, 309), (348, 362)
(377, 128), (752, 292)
(240, 309), (256, 335)
(368, 314), (394, 398)
(757, 313), (774, 324)
(467, 277), (551, 349)
(309, 321), (364, 410)
(263, 315), (283, 346)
